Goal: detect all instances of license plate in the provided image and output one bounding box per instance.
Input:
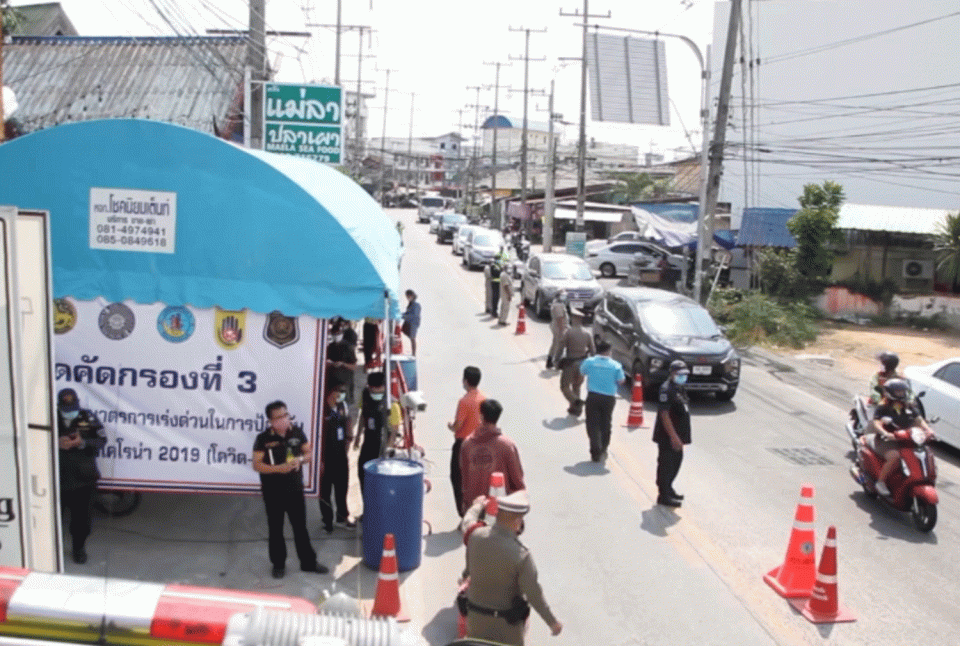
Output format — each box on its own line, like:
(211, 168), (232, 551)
(569, 300), (584, 309)
(692, 365), (712, 375)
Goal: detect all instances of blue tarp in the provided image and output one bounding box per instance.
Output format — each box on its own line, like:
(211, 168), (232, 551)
(736, 207), (798, 248)
(0, 119), (402, 319)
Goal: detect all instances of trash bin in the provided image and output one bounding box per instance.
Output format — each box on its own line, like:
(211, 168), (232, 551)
(362, 458), (424, 572)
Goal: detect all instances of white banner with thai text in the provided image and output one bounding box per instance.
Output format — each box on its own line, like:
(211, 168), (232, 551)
(54, 298), (324, 495)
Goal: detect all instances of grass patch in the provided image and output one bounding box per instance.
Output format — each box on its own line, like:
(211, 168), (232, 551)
(709, 289), (819, 349)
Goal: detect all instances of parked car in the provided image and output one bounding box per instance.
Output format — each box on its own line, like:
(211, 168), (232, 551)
(519, 252), (604, 319)
(585, 230), (645, 254)
(453, 224), (481, 255)
(428, 211), (445, 234)
(462, 228), (505, 270)
(586, 242), (660, 277)
(592, 286), (740, 401)
(418, 195), (446, 223)
(436, 213), (468, 244)
(904, 358), (960, 450)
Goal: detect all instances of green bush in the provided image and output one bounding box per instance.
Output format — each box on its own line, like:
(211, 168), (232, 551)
(709, 288), (819, 349)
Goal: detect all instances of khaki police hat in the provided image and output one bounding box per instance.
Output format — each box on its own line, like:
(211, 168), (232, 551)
(497, 490), (530, 515)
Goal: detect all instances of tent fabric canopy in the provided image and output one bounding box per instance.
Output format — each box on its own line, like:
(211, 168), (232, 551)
(0, 119), (402, 319)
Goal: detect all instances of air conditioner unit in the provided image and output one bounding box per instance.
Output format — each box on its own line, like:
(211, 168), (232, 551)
(902, 259), (934, 280)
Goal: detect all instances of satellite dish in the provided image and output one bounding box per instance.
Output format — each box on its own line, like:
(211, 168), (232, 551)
(2, 86), (17, 117)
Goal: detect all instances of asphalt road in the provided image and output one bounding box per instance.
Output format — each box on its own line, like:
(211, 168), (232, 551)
(72, 207), (960, 646)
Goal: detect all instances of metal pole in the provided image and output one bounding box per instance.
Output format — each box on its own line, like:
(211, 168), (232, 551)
(407, 92), (414, 197)
(354, 29), (364, 176)
(491, 63), (501, 229)
(693, 46), (713, 303)
(380, 69), (391, 207)
(247, 0), (266, 149)
(334, 0), (341, 85)
(544, 79), (557, 253)
(575, 0), (589, 233)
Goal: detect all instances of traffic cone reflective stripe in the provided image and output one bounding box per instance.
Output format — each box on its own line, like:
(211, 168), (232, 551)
(369, 533), (409, 622)
(790, 526), (856, 623)
(514, 303), (526, 335)
(625, 373), (644, 427)
(485, 472), (505, 522)
(764, 484), (817, 598)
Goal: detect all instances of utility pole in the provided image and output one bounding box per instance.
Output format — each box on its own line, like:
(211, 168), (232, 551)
(455, 107), (469, 206)
(334, 0), (341, 85)
(560, 2), (610, 232)
(406, 92), (415, 197)
(465, 85), (486, 218)
(696, 0), (741, 304)
(377, 67), (399, 207)
(483, 61), (511, 229)
(543, 79), (560, 252)
(509, 26), (547, 237)
(247, 0), (267, 149)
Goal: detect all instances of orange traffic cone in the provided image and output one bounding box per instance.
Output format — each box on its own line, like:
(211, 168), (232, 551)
(369, 533), (409, 622)
(790, 526), (856, 623)
(391, 322), (403, 355)
(625, 373), (644, 427)
(514, 303), (526, 335)
(484, 472), (506, 521)
(764, 484), (817, 598)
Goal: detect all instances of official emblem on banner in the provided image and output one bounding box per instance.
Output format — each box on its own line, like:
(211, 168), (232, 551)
(98, 302), (135, 340)
(264, 311), (299, 348)
(214, 308), (246, 350)
(157, 306), (195, 343)
(53, 298), (77, 334)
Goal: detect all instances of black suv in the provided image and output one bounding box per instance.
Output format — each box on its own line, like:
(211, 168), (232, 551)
(436, 213), (467, 243)
(593, 287), (740, 401)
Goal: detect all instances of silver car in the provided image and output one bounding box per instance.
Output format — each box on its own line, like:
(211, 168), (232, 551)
(453, 224), (481, 255)
(520, 252), (604, 319)
(462, 228), (505, 270)
(904, 358), (960, 450)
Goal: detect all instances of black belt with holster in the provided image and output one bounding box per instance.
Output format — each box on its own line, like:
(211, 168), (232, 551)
(465, 598), (530, 624)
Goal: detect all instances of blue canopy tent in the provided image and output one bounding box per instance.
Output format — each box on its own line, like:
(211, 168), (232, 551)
(0, 119), (401, 318)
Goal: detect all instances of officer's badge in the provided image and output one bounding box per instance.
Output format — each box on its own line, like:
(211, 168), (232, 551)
(157, 305), (195, 343)
(264, 311), (299, 348)
(53, 298), (77, 334)
(98, 302), (135, 340)
(214, 308), (246, 350)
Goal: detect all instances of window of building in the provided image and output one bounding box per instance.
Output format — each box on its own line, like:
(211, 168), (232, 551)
(440, 143), (446, 149)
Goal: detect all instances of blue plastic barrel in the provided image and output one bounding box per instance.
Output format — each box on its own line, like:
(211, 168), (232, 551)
(362, 458), (424, 572)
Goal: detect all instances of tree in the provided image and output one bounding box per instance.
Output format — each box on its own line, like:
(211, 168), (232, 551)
(605, 171), (672, 204)
(934, 211), (960, 291)
(786, 181), (845, 290)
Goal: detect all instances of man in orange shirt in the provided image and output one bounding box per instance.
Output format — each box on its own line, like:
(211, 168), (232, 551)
(448, 365), (486, 515)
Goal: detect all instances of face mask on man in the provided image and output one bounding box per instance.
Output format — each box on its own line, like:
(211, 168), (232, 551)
(332, 334), (343, 343)
(674, 374), (688, 385)
(370, 392), (385, 401)
(61, 410), (80, 422)
(337, 392), (347, 404)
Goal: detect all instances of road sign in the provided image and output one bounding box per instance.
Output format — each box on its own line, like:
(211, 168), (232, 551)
(263, 83), (343, 164)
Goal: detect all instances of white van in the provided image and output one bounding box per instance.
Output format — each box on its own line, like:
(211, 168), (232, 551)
(418, 195), (446, 223)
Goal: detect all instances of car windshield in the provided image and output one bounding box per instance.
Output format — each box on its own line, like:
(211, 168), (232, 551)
(422, 197), (444, 207)
(638, 303), (721, 337)
(542, 260), (593, 281)
(442, 214), (466, 224)
(473, 233), (502, 247)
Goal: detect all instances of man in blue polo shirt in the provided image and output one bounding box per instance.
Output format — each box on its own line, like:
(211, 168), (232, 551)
(579, 340), (626, 462)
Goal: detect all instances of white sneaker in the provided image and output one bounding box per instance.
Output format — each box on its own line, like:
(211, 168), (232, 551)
(875, 481), (891, 496)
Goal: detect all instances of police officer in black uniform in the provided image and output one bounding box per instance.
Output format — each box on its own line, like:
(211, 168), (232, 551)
(353, 371), (397, 495)
(252, 400), (328, 579)
(57, 388), (107, 564)
(319, 381), (355, 533)
(652, 360), (691, 507)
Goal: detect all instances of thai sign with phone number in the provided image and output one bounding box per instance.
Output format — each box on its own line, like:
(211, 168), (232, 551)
(89, 188), (176, 254)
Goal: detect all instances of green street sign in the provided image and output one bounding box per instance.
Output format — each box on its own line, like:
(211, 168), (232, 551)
(263, 83), (343, 164)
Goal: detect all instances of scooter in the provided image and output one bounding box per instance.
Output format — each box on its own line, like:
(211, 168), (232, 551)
(849, 421), (939, 532)
(513, 235), (530, 263)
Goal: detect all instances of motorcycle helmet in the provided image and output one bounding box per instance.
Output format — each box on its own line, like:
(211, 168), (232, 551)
(883, 378), (910, 402)
(877, 351), (899, 372)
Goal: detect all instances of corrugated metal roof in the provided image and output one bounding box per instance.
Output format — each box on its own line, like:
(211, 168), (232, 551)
(837, 203), (951, 235)
(4, 36), (245, 135)
(736, 207), (798, 248)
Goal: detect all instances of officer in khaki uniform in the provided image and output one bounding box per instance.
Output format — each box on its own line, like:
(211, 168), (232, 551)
(461, 490), (562, 645)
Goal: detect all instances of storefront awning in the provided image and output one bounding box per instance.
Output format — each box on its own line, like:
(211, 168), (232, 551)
(554, 206), (623, 223)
